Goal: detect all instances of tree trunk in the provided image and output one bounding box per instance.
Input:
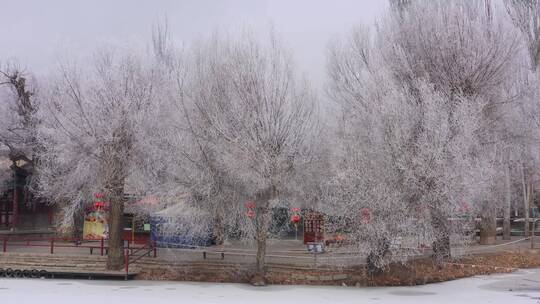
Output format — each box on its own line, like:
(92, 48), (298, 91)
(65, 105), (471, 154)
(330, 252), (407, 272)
(106, 189), (125, 270)
(213, 205), (225, 246)
(102, 137), (129, 271)
(431, 209), (451, 265)
(479, 216), (497, 245)
(104, 169), (125, 270)
(528, 182), (536, 235)
(73, 208), (85, 240)
(253, 185), (276, 281)
(522, 165), (531, 237)
(503, 162), (511, 240)
(366, 238), (390, 276)
(255, 203), (268, 275)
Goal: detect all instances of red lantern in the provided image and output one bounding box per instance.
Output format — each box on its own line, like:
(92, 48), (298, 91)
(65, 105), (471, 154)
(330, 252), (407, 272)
(461, 201), (470, 213)
(246, 209), (256, 219)
(361, 208), (371, 223)
(291, 214), (301, 224)
(246, 201), (256, 210)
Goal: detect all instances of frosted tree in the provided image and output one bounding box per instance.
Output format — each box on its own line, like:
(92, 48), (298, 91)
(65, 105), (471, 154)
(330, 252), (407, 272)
(158, 32), (318, 282)
(385, 0), (520, 247)
(327, 0), (519, 269)
(0, 64), (40, 186)
(505, 0), (540, 71)
(505, 0), (540, 235)
(328, 32), (484, 269)
(37, 47), (160, 270)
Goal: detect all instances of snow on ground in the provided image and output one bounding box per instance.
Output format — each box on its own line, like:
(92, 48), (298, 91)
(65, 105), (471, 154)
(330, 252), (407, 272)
(2, 269), (540, 304)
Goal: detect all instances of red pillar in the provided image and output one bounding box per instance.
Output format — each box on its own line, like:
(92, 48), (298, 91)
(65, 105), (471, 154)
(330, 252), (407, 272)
(48, 207), (53, 226)
(11, 185), (18, 230)
(3, 205), (7, 228)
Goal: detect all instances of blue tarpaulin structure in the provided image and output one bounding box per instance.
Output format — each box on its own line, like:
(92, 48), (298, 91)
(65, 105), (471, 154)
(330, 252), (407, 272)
(149, 201), (214, 248)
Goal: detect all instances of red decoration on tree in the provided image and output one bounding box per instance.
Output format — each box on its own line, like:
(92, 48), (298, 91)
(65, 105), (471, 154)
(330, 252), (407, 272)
(461, 201), (470, 213)
(361, 208), (371, 223)
(246, 201), (256, 210)
(290, 207), (301, 240)
(91, 194), (109, 211)
(246, 201), (256, 219)
(291, 207), (301, 223)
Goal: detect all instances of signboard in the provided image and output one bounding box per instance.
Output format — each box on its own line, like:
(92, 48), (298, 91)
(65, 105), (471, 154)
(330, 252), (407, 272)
(307, 242), (325, 253)
(83, 200), (109, 240)
(143, 223), (151, 231)
(304, 212), (324, 244)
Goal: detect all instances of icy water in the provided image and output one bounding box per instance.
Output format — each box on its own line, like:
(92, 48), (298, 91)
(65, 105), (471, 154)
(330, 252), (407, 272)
(2, 269), (540, 303)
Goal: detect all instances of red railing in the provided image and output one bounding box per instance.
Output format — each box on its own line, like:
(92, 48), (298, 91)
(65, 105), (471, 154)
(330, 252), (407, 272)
(124, 241), (156, 279)
(1, 236), (153, 258)
(2, 235), (158, 280)
(2, 236), (106, 254)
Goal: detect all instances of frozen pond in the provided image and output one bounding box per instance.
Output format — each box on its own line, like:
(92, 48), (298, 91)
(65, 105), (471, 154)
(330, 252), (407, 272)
(2, 269), (540, 303)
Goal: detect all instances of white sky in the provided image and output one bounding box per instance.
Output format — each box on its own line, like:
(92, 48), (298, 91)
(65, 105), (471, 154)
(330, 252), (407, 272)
(0, 0), (387, 87)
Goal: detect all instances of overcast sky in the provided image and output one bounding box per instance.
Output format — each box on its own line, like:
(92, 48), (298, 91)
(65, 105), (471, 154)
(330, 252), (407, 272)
(0, 0), (387, 87)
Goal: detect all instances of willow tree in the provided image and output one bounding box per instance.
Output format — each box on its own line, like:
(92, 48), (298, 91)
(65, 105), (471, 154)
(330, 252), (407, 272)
(175, 33), (317, 282)
(505, 0), (540, 72)
(37, 48), (159, 269)
(505, 0), (540, 236)
(387, 0), (519, 249)
(327, 0), (519, 268)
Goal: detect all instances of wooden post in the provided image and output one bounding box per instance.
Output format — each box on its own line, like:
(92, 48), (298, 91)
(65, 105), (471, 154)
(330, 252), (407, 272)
(131, 217), (135, 244)
(124, 248), (129, 279)
(11, 178), (18, 230)
(153, 241), (157, 258)
(3, 238), (7, 252)
(100, 237), (104, 256)
(50, 239), (54, 254)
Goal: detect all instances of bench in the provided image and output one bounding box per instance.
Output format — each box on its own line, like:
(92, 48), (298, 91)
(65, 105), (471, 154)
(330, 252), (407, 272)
(202, 251), (225, 260)
(89, 247), (108, 255)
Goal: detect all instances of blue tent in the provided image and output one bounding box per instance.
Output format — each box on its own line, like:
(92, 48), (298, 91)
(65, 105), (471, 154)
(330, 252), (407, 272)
(149, 204), (214, 248)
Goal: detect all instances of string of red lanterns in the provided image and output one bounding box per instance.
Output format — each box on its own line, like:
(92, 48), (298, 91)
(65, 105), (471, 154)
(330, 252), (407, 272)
(246, 201), (256, 219)
(361, 207), (371, 224)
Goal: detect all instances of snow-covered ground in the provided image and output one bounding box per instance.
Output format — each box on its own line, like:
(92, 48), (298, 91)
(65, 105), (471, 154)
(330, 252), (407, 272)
(2, 269), (540, 303)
